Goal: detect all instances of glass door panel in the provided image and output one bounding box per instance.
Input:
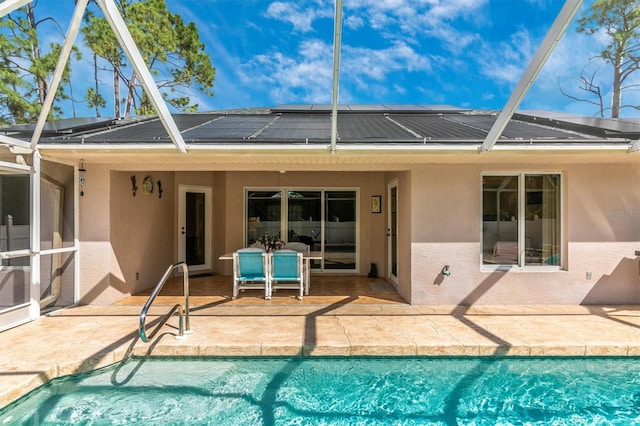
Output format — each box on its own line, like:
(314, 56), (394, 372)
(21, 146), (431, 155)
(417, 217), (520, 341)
(324, 191), (356, 270)
(186, 192), (206, 266)
(287, 190), (321, 249)
(288, 190), (321, 269)
(247, 190), (282, 245)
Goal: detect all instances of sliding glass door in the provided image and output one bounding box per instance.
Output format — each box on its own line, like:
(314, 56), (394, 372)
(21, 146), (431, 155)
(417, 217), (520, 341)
(246, 188), (358, 272)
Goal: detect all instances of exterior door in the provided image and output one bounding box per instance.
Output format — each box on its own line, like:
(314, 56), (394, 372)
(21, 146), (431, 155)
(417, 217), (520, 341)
(178, 185), (212, 272)
(0, 161), (34, 330)
(387, 180), (398, 284)
(246, 188), (358, 272)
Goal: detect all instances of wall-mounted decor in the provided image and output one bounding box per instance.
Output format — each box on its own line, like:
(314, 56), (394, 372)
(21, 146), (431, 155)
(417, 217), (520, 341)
(78, 160), (86, 197)
(157, 180), (163, 198)
(131, 175), (137, 196)
(142, 176), (153, 195)
(371, 195), (381, 213)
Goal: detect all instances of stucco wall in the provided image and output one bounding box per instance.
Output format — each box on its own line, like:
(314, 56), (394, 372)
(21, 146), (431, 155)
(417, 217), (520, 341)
(76, 160), (638, 307)
(78, 167), (176, 305)
(78, 164), (114, 305)
(110, 171), (175, 297)
(409, 163), (640, 305)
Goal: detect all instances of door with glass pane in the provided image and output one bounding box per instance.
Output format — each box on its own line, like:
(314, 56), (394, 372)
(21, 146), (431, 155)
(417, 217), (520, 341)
(0, 169), (33, 330)
(246, 188), (357, 272)
(178, 186), (212, 272)
(387, 181), (398, 283)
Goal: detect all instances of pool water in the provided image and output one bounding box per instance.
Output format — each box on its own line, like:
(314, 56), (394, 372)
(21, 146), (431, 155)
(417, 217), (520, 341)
(2, 356), (640, 425)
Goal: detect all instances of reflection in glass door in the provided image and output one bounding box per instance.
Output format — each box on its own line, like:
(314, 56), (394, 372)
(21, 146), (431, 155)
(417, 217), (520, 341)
(246, 188), (357, 272)
(247, 190), (282, 244)
(287, 191), (321, 265)
(388, 181), (398, 283)
(324, 191), (356, 270)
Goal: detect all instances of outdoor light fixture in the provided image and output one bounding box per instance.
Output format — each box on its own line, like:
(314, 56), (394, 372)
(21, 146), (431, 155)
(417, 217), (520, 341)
(79, 159), (86, 197)
(442, 265), (451, 277)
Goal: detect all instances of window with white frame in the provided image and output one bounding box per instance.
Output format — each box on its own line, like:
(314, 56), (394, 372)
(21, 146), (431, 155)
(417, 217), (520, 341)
(482, 174), (561, 267)
(246, 188), (357, 271)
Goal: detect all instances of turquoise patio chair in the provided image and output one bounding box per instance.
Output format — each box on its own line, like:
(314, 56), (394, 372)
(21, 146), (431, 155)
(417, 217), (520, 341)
(232, 248), (270, 300)
(269, 250), (304, 300)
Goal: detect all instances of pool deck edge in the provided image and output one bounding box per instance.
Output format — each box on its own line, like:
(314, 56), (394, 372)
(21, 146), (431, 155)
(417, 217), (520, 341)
(3, 303), (640, 408)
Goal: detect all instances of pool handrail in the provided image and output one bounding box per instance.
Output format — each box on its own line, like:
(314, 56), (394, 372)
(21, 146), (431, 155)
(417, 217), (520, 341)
(139, 262), (191, 342)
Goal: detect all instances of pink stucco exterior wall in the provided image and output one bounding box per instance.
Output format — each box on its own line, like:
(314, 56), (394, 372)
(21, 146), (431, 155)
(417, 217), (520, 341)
(78, 158), (639, 306)
(409, 162), (640, 305)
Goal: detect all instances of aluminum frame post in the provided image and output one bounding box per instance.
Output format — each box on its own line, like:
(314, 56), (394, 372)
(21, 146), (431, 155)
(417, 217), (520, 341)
(480, 0), (583, 152)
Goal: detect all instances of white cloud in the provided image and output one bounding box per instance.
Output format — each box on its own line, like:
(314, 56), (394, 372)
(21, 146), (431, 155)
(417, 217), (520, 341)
(265, 1), (333, 33)
(239, 39), (334, 104)
(344, 15), (364, 30)
(476, 28), (536, 86)
(237, 36), (432, 106)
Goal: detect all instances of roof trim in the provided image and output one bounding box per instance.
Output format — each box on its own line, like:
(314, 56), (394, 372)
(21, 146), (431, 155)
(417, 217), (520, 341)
(36, 141), (632, 153)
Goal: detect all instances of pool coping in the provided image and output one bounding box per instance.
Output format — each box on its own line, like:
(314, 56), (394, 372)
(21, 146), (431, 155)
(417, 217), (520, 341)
(3, 303), (640, 408)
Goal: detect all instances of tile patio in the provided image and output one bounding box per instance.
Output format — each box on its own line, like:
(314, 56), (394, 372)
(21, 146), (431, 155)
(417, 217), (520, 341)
(2, 275), (640, 407)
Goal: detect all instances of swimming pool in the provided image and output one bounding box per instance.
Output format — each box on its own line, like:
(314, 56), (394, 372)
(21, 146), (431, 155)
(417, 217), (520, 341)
(2, 356), (640, 425)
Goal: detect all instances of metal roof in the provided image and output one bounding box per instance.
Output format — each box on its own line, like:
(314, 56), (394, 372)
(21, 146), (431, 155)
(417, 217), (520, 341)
(1, 106), (638, 146)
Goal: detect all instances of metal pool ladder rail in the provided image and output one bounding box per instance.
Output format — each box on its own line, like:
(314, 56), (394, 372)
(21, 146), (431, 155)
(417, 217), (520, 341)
(139, 262), (192, 342)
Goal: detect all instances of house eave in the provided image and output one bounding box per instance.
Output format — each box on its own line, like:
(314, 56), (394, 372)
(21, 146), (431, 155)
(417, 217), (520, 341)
(34, 141), (636, 159)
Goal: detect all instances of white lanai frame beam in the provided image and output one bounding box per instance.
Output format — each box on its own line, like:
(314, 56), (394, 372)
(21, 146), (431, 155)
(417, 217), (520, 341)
(96, 0), (187, 153)
(0, 0), (32, 16)
(330, 0), (343, 154)
(1, 0), (186, 153)
(1, 134), (31, 151)
(480, 0), (583, 153)
(30, 0), (89, 149)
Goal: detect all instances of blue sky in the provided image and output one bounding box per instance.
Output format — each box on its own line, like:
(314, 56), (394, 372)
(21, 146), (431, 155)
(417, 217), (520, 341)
(28, 0), (639, 118)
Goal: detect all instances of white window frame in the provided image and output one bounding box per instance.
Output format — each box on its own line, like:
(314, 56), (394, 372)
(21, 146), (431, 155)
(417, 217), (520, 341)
(481, 171), (563, 271)
(244, 187), (360, 273)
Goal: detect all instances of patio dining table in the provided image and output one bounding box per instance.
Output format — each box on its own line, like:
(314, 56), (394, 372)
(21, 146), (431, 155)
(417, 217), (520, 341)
(219, 251), (322, 295)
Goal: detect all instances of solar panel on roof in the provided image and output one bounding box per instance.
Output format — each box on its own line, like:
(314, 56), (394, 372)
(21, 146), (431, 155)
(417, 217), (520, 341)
(338, 114), (419, 140)
(2, 117), (116, 134)
(29, 106), (633, 146)
(449, 115), (591, 139)
(183, 114), (275, 140)
(258, 115), (332, 140)
(81, 114), (221, 142)
(390, 114), (487, 139)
